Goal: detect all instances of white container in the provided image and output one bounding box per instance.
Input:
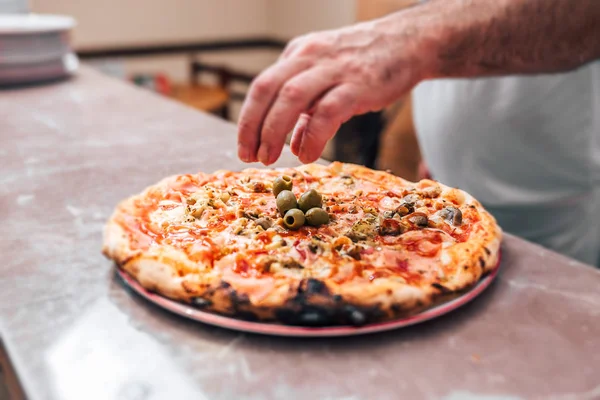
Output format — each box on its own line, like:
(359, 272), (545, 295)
(0, 14), (78, 86)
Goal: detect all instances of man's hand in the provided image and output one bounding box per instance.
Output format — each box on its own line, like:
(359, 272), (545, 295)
(237, 0), (600, 166)
(237, 18), (433, 165)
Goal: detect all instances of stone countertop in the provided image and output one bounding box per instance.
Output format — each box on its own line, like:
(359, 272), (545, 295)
(1, 67), (599, 400)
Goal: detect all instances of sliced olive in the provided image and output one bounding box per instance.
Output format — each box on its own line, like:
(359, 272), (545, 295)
(272, 175), (293, 197)
(298, 189), (322, 212)
(305, 207), (330, 226)
(276, 190), (298, 215)
(439, 206), (462, 226)
(283, 208), (305, 230)
(255, 217), (273, 230)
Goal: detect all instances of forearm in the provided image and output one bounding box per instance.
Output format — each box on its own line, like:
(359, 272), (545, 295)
(381, 0), (600, 78)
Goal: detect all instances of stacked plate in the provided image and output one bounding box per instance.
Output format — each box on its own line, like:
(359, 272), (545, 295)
(0, 14), (78, 86)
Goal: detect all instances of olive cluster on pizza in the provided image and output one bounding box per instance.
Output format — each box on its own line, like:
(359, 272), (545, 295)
(103, 162), (501, 326)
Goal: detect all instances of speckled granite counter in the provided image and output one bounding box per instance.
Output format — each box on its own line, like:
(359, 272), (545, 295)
(1, 67), (599, 400)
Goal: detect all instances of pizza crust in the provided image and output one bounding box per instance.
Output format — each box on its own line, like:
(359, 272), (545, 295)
(103, 162), (502, 326)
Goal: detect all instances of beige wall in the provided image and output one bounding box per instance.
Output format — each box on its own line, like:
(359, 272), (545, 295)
(356, 0), (417, 22)
(31, 0), (357, 49)
(31, 0), (269, 49)
(267, 0), (355, 39)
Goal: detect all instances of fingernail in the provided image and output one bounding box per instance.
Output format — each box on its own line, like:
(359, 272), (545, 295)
(257, 145), (270, 165)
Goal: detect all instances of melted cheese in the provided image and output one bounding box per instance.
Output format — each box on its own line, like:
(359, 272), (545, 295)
(118, 162), (485, 292)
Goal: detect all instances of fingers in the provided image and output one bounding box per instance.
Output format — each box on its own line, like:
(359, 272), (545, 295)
(290, 113), (311, 156)
(257, 66), (339, 165)
(296, 84), (360, 163)
(237, 58), (311, 163)
(279, 37), (299, 60)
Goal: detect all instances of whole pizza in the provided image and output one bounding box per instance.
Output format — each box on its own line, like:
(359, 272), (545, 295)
(103, 162), (501, 326)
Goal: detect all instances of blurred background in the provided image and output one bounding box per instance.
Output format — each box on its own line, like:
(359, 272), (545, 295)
(1, 0), (421, 179)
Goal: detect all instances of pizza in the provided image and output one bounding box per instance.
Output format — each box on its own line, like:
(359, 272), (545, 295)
(103, 162), (501, 326)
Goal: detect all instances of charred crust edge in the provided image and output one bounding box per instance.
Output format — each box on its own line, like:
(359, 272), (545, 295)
(431, 282), (451, 294)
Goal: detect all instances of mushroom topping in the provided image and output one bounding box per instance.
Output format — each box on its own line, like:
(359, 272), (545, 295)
(421, 185), (442, 198)
(408, 212), (429, 228)
(439, 206), (463, 226)
(346, 218), (378, 242)
(255, 217), (273, 230)
(378, 218), (407, 236)
(402, 194), (421, 206)
(395, 205), (411, 217)
(250, 181), (269, 193)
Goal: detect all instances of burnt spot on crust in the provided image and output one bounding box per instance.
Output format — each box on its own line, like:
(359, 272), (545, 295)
(431, 283), (451, 294)
(235, 311), (259, 321)
(191, 297), (213, 309)
(484, 247), (491, 255)
(479, 257), (485, 268)
(230, 290), (251, 307)
(186, 280), (428, 327)
(343, 305), (367, 326)
(273, 308), (298, 324)
(269, 282), (384, 327)
(274, 306), (333, 326)
(298, 308), (334, 326)
(274, 303), (379, 327)
(300, 278), (330, 295)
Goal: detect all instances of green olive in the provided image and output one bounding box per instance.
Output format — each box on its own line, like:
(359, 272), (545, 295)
(298, 189), (322, 212)
(283, 209), (305, 230)
(272, 175), (293, 197)
(276, 190), (298, 215)
(305, 207), (330, 226)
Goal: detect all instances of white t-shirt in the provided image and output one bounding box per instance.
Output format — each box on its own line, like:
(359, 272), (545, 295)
(412, 62), (600, 266)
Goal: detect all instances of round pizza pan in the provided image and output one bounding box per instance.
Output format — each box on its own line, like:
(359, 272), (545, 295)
(117, 255), (501, 337)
